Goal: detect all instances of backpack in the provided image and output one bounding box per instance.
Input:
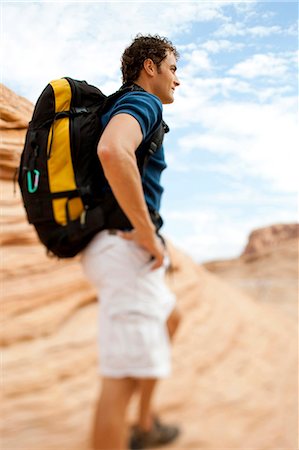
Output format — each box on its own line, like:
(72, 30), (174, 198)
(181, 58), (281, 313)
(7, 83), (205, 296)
(18, 77), (168, 258)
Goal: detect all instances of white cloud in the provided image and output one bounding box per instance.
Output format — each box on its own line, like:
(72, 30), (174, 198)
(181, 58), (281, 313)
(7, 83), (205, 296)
(2, 1), (232, 101)
(215, 21), (283, 38)
(215, 17), (298, 39)
(177, 43), (197, 52)
(163, 208), (239, 263)
(189, 76), (251, 98)
(169, 92), (298, 193)
(182, 49), (212, 76)
(166, 157), (247, 178)
(193, 188), (297, 209)
(285, 22), (298, 36)
(163, 204), (297, 263)
(232, 1), (258, 18)
(200, 39), (244, 53)
(158, 33), (298, 199)
(255, 86), (293, 102)
(214, 21), (246, 37)
(228, 53), (292, 79)
(247, 25), (282, 37)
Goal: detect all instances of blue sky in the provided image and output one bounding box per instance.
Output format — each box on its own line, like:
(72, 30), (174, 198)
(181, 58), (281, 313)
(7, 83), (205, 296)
(2, 1), (298, 262)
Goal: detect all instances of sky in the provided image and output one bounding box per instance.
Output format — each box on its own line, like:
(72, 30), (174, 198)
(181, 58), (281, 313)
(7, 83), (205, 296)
(1, 0), (298, 262)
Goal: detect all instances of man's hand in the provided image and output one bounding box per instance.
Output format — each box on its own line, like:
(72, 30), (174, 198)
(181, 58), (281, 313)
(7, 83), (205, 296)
(118, 228), (165, 270)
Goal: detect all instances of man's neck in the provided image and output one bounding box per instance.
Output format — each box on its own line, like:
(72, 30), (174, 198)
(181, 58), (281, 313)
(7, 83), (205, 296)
(133, 77), (154, 95)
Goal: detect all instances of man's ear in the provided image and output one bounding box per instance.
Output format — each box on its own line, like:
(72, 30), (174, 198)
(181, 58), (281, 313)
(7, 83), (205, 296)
(143, 58), (156, 77)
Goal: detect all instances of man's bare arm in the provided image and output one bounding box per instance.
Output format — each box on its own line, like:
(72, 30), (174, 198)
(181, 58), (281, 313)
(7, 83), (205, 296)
(97, 113), (164, 268)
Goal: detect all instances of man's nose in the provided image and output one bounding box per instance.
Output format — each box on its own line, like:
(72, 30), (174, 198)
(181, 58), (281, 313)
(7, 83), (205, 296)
(174, 75), (180, 86)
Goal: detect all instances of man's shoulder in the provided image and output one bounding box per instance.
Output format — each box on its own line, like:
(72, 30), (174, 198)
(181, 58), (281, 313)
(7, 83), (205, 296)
(102, 89), (163, 140)
(114, 90), (162, 111)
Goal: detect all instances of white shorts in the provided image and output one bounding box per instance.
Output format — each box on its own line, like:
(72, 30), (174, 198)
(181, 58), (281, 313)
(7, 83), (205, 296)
(81, 230), (176, 378)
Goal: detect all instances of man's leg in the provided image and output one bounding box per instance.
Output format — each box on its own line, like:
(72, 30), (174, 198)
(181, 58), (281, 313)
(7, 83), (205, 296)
(137, 378), (158, 431)
(166, 305), (181, 341)
(92, 377), (137, 450)
(136, 306), (181, 430)
(131, 374), (180, 448)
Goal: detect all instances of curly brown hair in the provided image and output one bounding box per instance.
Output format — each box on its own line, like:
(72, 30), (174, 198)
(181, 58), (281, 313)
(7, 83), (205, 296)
(121, 34), (179, 85)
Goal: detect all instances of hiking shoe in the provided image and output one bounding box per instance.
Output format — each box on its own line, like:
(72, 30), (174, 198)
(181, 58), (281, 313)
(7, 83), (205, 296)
(129, 417), (180, 449)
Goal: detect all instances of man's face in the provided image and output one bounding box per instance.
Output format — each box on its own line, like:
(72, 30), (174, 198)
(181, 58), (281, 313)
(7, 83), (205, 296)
(153, 51), (180, 104)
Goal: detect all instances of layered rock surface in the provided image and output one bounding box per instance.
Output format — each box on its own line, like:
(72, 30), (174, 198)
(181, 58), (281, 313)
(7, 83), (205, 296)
(1, 84), (298, 449)
(0, 84), (33, 180)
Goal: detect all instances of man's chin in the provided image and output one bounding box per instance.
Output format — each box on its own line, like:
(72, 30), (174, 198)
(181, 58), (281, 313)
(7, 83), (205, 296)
(163, 96), (174, 105)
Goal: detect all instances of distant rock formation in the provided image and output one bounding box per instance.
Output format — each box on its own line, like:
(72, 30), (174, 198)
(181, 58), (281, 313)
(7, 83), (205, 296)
(242, 223), (299, 256)
(1, 84), (298, 450)
(203, 236), (298, 318)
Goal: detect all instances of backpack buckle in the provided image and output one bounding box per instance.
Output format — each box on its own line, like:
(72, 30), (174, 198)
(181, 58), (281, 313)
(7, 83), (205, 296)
(70, 107), (89, 115)
(149, 142), (157, 155)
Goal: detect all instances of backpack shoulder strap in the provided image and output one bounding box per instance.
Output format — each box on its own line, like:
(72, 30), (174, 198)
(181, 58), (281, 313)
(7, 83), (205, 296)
(147, 120), (169, 155)
(139, 120), (169, 174)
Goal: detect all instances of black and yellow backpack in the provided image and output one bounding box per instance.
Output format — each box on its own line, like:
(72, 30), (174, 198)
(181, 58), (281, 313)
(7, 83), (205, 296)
(18, 77), (167, 258)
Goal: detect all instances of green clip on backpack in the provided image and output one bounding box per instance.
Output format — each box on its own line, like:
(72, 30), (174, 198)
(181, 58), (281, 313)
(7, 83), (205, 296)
(18, 77), (168, 258)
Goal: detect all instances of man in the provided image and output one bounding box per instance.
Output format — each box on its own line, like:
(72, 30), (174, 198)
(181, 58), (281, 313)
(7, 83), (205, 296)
(81, 34), (181, 450)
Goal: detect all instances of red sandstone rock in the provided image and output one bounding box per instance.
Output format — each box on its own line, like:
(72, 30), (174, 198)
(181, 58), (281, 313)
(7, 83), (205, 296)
(242, 223), (299, 256)
(0, 84), (34, 179)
